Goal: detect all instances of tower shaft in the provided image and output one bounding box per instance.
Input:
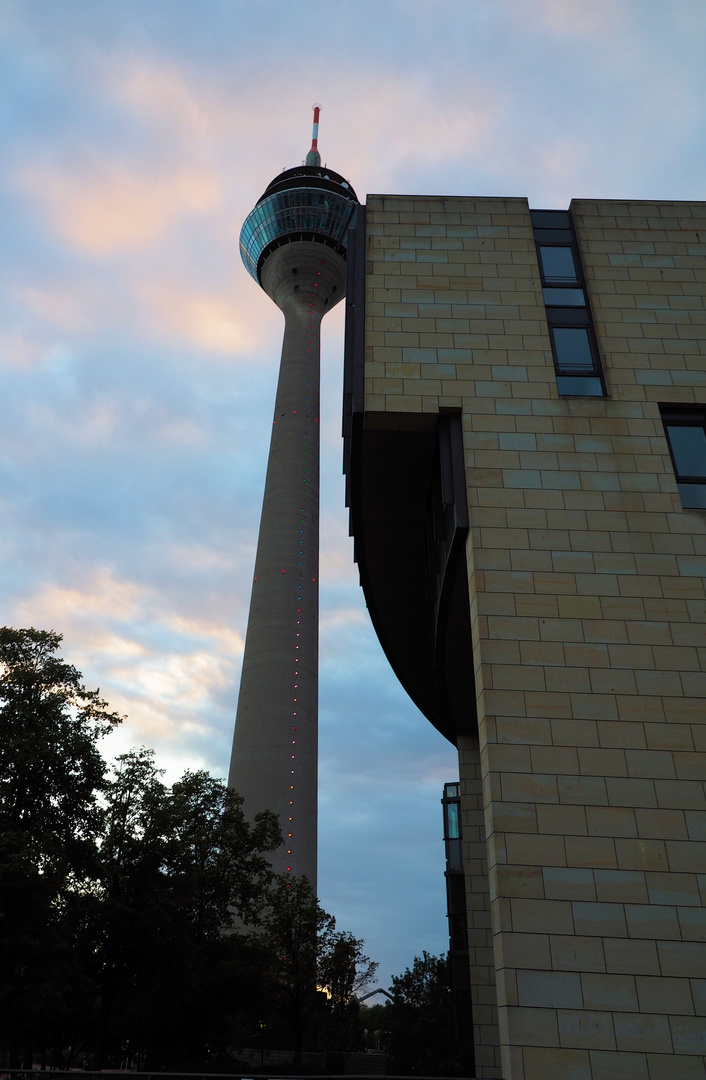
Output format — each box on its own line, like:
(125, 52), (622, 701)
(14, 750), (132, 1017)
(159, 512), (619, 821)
(229, 243), (347, 888)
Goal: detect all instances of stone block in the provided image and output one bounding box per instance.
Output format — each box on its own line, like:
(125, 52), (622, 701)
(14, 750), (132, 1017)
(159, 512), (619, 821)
(636, 975), (695, 1015)
(522, 1046), (592, 1080)
(504, 1005), (560, 1047)
(645, 1051), (706, 1080)
(543, 866), (596, 901)
(512, 897), (575, 935)
(645, 871), (702, 906)
(557, 1008), (616, 1050)
(573, 900), (628, 938)
(604, 937), (661, 975)
(657, 941), (706, 978)
(594, 869), (648, 904)
(537, 804), (588, 835)
(581, 972), (639, 1013)
(516, 969), (583, 1009)
(624, 903), (681, 940)
(550, 934), (607, 973)
(588, 1049), (649, 1080)
(613, 1012), (673, 1053)
(565, 835), (618, 869)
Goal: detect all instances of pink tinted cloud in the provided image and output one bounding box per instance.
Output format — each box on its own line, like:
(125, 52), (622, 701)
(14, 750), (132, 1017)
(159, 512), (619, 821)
(507, 0), (624, 36)
(142, 280), (271, 356)
(11, 565), (245, 776)
(19, 160), (221, 254)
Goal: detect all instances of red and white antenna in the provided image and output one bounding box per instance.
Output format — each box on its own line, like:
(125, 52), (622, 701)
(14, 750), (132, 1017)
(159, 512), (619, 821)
(311, 105), (320, 153)
(306, 104), (322, 166)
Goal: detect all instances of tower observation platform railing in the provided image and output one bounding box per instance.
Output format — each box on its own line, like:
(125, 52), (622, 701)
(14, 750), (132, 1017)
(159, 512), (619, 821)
(240, 165), (359, 282)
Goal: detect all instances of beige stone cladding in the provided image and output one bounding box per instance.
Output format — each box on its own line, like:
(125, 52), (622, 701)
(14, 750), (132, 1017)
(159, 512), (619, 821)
(364, 195), (706, 1080)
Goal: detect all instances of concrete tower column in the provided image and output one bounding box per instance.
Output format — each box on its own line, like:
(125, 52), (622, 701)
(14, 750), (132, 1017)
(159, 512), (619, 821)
(229, 116), (358, 890)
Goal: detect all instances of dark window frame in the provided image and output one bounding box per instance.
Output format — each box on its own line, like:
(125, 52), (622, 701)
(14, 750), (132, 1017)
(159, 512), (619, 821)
(660, 405), (706, 509)
(547, 319), (605, 396)
(531, 208), (607, 399)
(537, 243), (581, 288)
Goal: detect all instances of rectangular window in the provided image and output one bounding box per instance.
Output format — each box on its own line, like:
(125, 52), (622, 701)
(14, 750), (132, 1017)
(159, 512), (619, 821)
(538, 245), (578, 284)
(661, 407), (706, 509)
(551, 326), (595, 372)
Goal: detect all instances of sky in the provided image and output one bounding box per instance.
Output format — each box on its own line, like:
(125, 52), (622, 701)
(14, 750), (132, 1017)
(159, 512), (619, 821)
(2, 0), (706, 989)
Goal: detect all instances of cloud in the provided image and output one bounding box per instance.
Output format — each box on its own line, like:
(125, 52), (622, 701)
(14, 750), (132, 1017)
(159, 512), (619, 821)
(111, 61), (228, 143)
(19, 160), (221, 254)
(142, 280), (267, 355)
(18, 285), (90, 333)
(0, 328), (44, 370)
(9, 563), (245, 776)
(525, 0), (622, 36)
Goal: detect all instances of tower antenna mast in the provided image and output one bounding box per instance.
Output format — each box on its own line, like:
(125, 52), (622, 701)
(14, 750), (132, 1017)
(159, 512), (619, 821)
(306, 104), (322, 166)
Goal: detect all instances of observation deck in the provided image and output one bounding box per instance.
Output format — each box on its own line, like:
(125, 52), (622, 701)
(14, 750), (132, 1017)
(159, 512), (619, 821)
(240, 164), (359, 284)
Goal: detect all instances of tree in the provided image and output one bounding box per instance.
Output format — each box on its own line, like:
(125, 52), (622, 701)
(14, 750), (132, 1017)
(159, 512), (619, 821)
(262, 876), (377, 1060)
(0, 627), (121, 1066)
(386, 952), (460, 1076)
(0, 628), (284, 1070)
(319, 929), (378, 1052)
(85, 749), (282, 1067)
(0, 626), (121, 876)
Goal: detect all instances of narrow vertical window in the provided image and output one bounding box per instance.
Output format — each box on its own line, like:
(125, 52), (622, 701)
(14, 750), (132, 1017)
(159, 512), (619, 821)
(532, 209), (606, 398)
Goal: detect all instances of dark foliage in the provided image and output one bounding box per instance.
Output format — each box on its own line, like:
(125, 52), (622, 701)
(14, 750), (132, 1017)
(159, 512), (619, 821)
(0, 628), (376, 1070)
(384, 951), (465, 1076)
(262, 876), (377, 1062)
(0, 627), (121, 1066)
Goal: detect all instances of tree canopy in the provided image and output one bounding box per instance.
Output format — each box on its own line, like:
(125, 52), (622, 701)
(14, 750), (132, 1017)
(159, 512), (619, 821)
(0, 627), (376, 1071)
(373, 951), (469, 1077)
(0, 626), (121, 877)
(261, 875), (377, 1061)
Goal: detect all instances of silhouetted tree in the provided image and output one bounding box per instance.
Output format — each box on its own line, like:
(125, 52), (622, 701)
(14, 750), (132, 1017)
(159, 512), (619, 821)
(320, 929), (377, 1052)
(386, 952), (459, 1075)
(0, 626), (377, 1071)
(0, 627), (121, 1065)
(262, 876), (377, 1061)
(86, 749), (281, 1067)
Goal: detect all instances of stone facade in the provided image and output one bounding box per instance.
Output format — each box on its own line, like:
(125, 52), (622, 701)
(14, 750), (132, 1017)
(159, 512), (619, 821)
(362, 196), (706, 1080)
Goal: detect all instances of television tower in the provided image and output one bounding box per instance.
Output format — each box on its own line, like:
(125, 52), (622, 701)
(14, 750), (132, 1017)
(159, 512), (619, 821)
(229, 109), (359, 890)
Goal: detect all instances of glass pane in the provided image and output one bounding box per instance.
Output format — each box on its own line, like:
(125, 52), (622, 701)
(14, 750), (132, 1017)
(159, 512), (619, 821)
(543, 287), (586, 306)
(531, 209), (571, 229)
(556, 375), (605, 397)
(539, 245), (578, 284)
(447, 837), (463, 871)
(552, 327), (595, 372)
(666, 424), (706, 479)
(240, 187), (357, 280)
(445, 801), (460, 839)
(677, 482), (706, 509)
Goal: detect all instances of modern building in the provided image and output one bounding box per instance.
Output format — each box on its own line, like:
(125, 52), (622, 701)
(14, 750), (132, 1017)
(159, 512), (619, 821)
(229, 113), (358, 888)
(344, 195), (706, 1080)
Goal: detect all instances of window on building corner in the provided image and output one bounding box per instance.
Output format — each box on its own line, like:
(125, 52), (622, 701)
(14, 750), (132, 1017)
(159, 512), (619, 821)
(661, 408), (706, 509)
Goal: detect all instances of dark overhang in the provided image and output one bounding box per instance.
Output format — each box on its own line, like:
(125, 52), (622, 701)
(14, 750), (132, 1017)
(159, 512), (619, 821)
(342, 207), (477, 747)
